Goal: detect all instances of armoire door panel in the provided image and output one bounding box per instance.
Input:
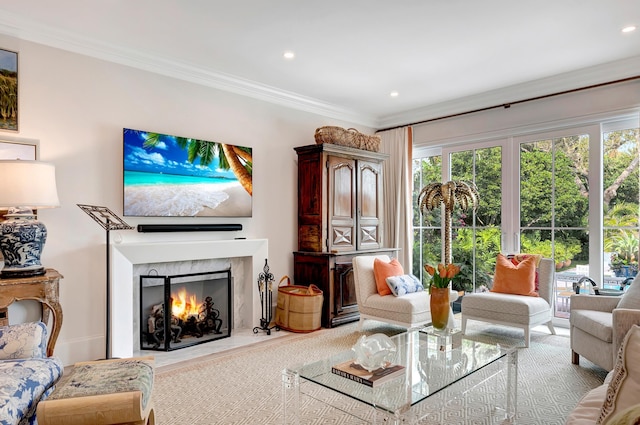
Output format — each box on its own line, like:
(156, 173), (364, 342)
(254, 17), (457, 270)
(359, 163), (380, 218)
(328, 155), (356, 252)
(330, 162), (355, 218)
(357, 160), (382, 250)
(334, 262), (359, 316)
(359, 226), (378, 244)
(296, 151), (325, 252)
(331, 227), (353, 247)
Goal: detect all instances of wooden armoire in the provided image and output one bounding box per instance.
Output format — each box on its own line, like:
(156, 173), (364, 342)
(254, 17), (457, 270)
(293, 143), (398, 328)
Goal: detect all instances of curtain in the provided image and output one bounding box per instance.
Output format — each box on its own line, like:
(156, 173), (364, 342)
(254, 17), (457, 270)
(378, 127), (413, 269)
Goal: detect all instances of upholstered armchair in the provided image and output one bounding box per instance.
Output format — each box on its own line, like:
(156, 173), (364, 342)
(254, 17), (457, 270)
(0, 322), (64, 425)
(461, 256), (556, 347)
(351, 254), (460, 330)
(570, 274), (640, 371)
(352, 255), (431, 330)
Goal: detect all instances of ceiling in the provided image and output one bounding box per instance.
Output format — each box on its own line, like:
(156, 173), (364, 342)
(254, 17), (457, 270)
(0, 1), (639, 128)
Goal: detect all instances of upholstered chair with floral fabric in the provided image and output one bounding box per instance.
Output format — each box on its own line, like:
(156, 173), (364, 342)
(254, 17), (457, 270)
(0, 321), (63, 425)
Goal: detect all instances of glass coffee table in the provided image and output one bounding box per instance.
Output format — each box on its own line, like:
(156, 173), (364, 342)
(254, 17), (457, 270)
(282, 327), (517, 424)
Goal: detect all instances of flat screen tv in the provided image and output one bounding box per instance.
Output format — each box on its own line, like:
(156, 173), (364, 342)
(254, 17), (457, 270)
(123, 128), (252, 217)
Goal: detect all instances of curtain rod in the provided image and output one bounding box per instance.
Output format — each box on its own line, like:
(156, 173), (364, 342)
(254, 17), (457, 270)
(377, 75), (640, 132)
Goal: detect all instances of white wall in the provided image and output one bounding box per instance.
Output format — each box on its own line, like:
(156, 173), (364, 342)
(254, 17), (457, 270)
(0, 34), (372, 365)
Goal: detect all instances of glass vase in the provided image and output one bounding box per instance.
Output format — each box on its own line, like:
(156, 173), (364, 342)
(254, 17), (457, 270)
(429, 286), (450, 331)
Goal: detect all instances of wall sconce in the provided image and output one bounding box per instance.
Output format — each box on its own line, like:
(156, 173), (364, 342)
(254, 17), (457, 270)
(0, 160), (60, 278)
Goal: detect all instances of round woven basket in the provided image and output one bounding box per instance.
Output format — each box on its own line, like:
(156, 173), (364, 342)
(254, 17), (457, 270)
(314, 126), (380, 152)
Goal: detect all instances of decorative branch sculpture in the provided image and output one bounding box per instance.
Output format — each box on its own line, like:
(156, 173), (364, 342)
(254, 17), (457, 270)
(417, 180), (480, 265)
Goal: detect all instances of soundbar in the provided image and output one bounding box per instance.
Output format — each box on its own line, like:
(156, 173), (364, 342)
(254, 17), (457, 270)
(137, 224), (243, 233)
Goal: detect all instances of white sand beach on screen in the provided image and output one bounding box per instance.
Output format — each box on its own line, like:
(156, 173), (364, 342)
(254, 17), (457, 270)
(124, 182), (252, 217)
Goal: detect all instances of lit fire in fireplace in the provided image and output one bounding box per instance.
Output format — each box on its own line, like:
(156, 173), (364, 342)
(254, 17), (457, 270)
(171, 288), (201, 321)
(142, 270), (228, 351)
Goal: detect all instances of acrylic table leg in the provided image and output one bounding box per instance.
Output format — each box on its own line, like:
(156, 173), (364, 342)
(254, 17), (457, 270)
(505, 349), (518, 422)
(282, 368), (300, 425)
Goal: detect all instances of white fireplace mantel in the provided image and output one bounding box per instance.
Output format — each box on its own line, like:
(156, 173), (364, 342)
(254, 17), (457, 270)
(111, 238), (268, 358)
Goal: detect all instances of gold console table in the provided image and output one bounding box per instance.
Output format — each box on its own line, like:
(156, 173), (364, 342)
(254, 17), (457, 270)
(0, 268), (63, 357)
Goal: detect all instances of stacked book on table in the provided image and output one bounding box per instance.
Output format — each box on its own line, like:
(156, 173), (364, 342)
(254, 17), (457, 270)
(331, 360), (405, 387)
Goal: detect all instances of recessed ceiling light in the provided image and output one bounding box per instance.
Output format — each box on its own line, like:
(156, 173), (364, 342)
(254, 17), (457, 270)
(283, 51), (295, 59)
(390, 91), (399, 97)
(622, 25), (636, 33)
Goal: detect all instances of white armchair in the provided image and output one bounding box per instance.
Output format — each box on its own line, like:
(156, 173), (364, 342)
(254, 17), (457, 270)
(352, 255), (459, 330)
(461, 257), (556, 347)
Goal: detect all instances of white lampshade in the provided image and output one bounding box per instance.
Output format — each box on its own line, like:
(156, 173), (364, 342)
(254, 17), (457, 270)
(0, 160), (60, 209)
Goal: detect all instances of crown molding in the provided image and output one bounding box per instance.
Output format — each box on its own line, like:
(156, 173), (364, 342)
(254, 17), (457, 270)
(2, 11), (638, 131)
(377, 55), (640, 130)
(0, 12), (378, 128)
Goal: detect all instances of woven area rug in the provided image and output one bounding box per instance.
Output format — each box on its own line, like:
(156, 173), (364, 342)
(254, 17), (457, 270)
(152, 321), (606, 424)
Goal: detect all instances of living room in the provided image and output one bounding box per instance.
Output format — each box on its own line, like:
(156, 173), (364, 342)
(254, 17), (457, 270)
(0, 2), (639, 424)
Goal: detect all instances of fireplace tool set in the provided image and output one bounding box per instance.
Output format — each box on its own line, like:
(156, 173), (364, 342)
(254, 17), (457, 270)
(253, 259), (279, 335)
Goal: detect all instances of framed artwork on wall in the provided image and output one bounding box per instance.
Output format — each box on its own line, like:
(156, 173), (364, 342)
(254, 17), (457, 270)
(0, 138), (36, 160)
(0, 48), (18, 132)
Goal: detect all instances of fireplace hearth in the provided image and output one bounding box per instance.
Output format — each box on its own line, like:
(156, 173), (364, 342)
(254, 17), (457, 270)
(140, 269), (231, 351)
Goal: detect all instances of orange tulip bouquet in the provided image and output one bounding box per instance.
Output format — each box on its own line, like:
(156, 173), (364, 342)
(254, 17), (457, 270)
(424, 263), (460, 290)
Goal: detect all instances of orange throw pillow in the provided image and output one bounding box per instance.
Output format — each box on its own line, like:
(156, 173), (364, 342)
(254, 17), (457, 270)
(509, 254), (542, 292)
(373, 258), (404, 296)
(490, 253), (539, 297)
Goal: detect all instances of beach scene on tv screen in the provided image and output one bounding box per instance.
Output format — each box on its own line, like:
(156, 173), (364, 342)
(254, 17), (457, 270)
(123, 128), (252, 217)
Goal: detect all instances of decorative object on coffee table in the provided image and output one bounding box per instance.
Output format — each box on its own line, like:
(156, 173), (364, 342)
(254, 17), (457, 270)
(0, 160), (60, 278)
(430, 287), (451, 331)
(424, 263), (461, 331)
(418, 181), (478, 330)
(77, 204), (133, 359)
(351, 333), (396, 371)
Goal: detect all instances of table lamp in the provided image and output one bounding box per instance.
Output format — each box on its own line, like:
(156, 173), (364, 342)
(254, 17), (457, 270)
(0, 160), (60, 278)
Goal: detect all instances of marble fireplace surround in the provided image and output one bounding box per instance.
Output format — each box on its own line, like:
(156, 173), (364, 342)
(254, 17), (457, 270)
(111, 238), (268, 358)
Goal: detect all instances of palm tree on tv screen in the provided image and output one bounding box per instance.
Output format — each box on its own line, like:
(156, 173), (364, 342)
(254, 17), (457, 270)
(142, 133), (253, 195)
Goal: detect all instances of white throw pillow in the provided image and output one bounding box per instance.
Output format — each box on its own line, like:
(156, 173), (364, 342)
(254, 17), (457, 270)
(617, 275), (640, 309)
(385, 274), (424, 297)
(597, 324), (640, 424)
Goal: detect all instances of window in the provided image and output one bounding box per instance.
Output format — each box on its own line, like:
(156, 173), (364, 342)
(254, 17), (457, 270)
(412, 151), (442, 283)
(449, 145), (503, 293)
(518, 134), (590, 318)
(602, 124), (639, 286)
(412, 113), (639, 320)
(413, 141), (505, 293)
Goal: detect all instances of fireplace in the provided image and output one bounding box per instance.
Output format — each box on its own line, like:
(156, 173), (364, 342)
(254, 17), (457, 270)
(111, 239), (268, 358)
(140, 269), (231, 351)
